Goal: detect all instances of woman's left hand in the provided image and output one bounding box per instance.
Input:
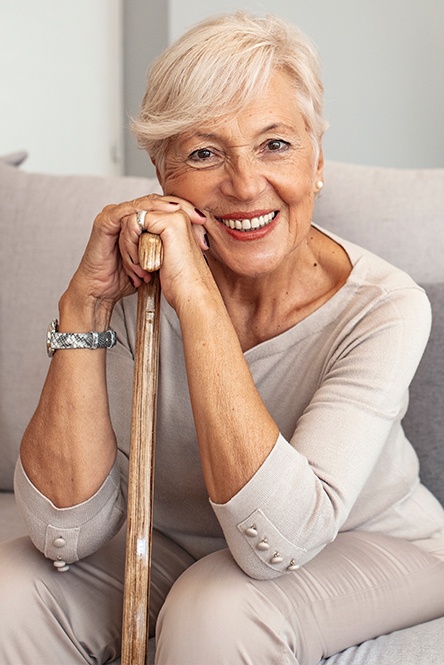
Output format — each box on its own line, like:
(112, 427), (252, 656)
(119, 194), (211, 310)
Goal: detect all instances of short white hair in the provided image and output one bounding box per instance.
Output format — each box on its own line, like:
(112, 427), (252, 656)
(132, 12), (328, 167)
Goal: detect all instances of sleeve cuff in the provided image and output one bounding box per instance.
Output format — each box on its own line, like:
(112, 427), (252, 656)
(210, 435), (322, 579)
(14, 457), (125, 563)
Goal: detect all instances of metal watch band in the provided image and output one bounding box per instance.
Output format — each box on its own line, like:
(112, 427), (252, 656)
(47, 319), (117, 357)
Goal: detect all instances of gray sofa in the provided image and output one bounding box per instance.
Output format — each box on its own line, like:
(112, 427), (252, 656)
(1, 153), (443, 664)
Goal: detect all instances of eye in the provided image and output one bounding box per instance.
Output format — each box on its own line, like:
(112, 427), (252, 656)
(188, 148), (215, 163)
(265, 139), (290, 153)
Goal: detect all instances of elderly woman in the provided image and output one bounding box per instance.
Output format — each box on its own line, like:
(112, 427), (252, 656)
(1, 11), (444, 665)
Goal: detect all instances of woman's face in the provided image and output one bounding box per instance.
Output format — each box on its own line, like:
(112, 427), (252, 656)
(157, 70), (323, 280)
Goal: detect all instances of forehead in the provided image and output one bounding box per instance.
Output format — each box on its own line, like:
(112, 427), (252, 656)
(176, 71), (305, 147)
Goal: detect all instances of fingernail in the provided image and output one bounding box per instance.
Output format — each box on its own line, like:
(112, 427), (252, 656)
(204, 233), (210, 249)
(195, 208), (206, 218)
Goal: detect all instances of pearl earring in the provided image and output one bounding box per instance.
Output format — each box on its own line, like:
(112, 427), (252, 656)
(315, 180), (324, 191)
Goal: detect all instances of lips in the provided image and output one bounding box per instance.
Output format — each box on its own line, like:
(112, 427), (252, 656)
(216, 211), (278, 232)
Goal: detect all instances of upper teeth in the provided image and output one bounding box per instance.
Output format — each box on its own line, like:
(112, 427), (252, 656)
(219, 211), (276, 231)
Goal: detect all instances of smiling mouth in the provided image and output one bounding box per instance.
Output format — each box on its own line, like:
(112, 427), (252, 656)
(216, 211), (278, 232)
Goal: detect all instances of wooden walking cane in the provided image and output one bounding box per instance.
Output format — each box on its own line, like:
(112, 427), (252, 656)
(121, 232), (163, 665)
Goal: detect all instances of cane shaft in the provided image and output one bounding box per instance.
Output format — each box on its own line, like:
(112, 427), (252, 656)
(121, 233), (162, 665)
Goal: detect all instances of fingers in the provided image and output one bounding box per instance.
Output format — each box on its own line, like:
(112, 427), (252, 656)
(109, 193), (203, 226)
(113, 194), (206, 238)
(134, 196), (207, 230)
(115, 195), (208, 284)
(90, 193), (209, 294)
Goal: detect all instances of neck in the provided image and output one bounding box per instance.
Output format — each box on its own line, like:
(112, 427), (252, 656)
(205, 227), (352, 351)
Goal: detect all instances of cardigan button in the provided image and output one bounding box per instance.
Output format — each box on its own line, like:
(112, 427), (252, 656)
(257, 539), (270, 551)
(245, 526), (258, 538)
(53, 560), (70, 572)
(53, 537), (66, 548)
(271, 552), (284, 564)
(287, 560), (300, 571)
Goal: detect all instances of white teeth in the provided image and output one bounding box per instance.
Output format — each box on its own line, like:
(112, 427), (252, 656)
(218, 211), (276, 232)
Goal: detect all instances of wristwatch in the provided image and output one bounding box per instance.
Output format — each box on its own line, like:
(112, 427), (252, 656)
(47, 319), (117, 357)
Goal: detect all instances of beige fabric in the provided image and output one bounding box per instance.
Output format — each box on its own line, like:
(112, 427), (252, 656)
(156, 532), (444, 665)
(0, 528), (443, 665)
(0, 527), (192, 665)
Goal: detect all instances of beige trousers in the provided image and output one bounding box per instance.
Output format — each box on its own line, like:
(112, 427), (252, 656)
(0, 528), (443, 665)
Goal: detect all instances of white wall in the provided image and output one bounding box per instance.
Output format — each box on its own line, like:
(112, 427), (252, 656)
(122, 0), (168, 178)
(168, 0), (444, 169)
(1, 0), (123, 175)
(3, 1), (441, 176)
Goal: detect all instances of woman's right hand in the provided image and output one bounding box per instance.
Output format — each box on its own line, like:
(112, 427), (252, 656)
(59, 193), (209, 330)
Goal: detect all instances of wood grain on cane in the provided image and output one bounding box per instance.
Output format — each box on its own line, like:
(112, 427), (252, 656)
(121, 233), (162, 665)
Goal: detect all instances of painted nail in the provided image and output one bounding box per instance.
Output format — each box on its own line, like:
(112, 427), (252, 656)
(195, 208), (206, 218)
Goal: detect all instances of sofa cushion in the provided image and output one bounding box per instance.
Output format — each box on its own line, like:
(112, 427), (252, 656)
(0, 161), (158, 490)
(403, 283), (444, 506)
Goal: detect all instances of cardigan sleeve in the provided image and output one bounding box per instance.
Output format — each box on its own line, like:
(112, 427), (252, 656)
(14, 455), (126, 564)
(211, 285), (433, 579)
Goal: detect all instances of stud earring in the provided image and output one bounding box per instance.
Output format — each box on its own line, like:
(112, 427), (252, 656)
(315, 180), (324, 191)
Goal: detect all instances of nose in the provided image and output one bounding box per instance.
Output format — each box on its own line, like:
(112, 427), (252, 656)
(219, 154), (268, 202)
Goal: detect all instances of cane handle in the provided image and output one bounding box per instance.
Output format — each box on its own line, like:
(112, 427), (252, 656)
(139, 232), (163, 272)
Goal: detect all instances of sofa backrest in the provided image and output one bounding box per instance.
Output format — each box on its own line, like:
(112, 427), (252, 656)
(316, 161), (444, 283)
(0, 158), (443, 506)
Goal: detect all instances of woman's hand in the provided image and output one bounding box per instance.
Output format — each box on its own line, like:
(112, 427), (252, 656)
(64, 193), (209, 325)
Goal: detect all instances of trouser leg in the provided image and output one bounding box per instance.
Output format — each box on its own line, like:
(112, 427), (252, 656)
(0, 530), (125, 665)
(0, 528), (194, 665)
(155, 531), (444, 665)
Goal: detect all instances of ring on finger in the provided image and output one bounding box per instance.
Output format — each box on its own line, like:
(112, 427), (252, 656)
(136, 210), (147, 232)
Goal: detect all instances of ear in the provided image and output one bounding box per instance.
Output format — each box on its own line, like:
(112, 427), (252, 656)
(314, 149), (324, 194)
(316, 148), (324, 181)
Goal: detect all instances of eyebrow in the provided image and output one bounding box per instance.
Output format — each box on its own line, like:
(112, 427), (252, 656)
(260, 123), (298, 135)
(190, 123), (299, 143)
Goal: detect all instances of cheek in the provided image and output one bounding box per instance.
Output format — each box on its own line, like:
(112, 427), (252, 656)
(279, 174), (314, 209)
(160, 165), (188, 192)
(164, 171), (217, 203)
